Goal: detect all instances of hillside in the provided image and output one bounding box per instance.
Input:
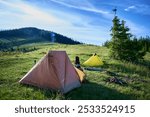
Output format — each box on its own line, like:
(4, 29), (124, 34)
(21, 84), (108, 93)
(0, 43), (150, 99)
(0, 27), (81, 50)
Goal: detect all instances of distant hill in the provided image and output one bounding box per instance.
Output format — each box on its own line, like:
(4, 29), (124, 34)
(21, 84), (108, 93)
(0, 27), (81, 49)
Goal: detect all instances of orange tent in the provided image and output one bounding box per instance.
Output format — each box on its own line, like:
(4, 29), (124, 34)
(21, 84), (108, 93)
(19, 51), (85, 93)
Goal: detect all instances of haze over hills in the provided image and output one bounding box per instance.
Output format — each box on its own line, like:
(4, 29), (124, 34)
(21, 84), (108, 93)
(0, 27), (81, 49)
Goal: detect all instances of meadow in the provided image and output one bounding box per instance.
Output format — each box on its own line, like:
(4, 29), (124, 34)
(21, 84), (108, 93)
(0, 43), (150, 100)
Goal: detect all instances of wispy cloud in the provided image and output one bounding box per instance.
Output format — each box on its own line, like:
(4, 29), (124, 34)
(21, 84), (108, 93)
(49, 0), (110, 15)
(125, 5), (136, 11)
(124, 4), (150, 15)
(0, 0), (70, 28)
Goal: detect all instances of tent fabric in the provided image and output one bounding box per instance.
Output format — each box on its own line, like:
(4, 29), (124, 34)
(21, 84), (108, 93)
(74, 67), (86, 82)
(83, 54), (104, 67)
(19, 51), (83, 93)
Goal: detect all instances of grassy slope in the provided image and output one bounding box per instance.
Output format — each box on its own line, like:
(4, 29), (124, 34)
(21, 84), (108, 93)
(0, 43), (150, 100)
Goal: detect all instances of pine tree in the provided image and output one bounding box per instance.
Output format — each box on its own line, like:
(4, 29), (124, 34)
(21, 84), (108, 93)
(110, 15), (145, 62)
(110, 16), (131, 60)
(110, 16), (122, 59)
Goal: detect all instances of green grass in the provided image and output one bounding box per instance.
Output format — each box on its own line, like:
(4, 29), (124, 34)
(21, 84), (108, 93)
(0, 42), (150, 100)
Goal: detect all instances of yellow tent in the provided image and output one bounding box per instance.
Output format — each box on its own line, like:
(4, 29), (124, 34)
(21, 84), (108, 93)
(83, 54), (103, 67)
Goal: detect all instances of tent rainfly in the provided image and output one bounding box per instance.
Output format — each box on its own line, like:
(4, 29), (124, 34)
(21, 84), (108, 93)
(19, 51), (85, 93)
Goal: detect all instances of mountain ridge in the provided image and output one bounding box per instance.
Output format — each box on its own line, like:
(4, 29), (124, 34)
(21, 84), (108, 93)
(0, 27), (81, 49)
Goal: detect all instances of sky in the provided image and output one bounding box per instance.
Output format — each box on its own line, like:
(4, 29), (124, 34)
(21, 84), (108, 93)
(0, 0), (150, 45)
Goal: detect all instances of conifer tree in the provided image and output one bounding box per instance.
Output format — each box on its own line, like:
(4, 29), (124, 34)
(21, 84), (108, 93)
(110, 15), (145, 62)
(110, 16), (121, 59)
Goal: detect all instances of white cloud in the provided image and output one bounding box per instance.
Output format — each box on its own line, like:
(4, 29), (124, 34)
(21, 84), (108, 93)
(0, 0), (70, 27)
(49, 0), (110, 15)
(125, 4), (150, 15)
(125, 5), (136, 11)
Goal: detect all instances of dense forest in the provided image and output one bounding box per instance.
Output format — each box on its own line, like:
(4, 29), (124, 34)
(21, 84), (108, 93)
(0, 27), (81, 50)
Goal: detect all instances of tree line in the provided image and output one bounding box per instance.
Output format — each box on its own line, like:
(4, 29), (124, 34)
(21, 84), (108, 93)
(104, 36), (150, 52)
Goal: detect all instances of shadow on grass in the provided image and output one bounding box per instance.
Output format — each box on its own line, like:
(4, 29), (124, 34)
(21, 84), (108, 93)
(17, 81), (135, 100)
(107, 62), (150, 77)
(16, 84), (65, 100)
(137, 59), (150, 69)
(65, 82), (135, 100)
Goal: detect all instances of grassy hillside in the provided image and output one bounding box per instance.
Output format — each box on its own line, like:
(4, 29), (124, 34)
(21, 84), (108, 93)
(0, 27), (81, 50)
(0, 43), (150, 99)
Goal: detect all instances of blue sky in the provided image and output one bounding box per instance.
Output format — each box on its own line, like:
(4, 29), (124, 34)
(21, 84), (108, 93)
(0, 0), (150, 45)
